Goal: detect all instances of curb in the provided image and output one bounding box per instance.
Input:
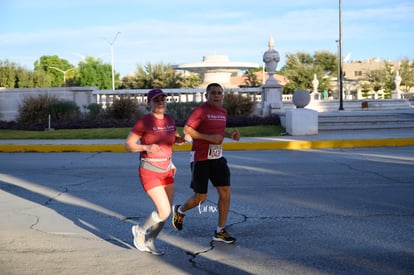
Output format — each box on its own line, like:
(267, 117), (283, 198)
(1, 138), (414, 152)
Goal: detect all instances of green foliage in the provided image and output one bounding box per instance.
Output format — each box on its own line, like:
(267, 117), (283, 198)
(223, 92), (255, 116)
(360, 83), (371, 98)
(32, 69), (51, 88)
(0, 60), (17, 88)
(18, 95), (80, 123)
(362, 59), (414, 97)
(15, 67), (32, 88)
(0, 60), (51, 88)
(47, 100), (80, 120)
(35, 55), (75, 87)
(84, 103), (105, 119)
(181, 73), (202, 88)
(313, 51), (338, 74)
(166, 102), (199, 120)
(397, 59), (414, 92)
(242, 68), (263, 87)
(365, 68), (388, 92)
(279, 51), (337, 94)
(75, 56), (115, 89)
(107, 96), (145, 119)
(120, 62), (184, 89)
(17, 94), (60, 124)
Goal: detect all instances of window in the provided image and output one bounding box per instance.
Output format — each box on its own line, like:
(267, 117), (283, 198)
(354, 71), (362, 77)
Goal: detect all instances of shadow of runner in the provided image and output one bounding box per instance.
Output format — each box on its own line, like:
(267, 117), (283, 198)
(0, 171), (254, 274)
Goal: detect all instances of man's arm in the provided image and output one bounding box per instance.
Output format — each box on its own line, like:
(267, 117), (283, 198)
(225, 129), (240, 141)
(184, 125), (224, 144)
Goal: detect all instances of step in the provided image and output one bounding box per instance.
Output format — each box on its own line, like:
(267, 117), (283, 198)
(317, 111), (414, 131)
(319, 124), (414, 131)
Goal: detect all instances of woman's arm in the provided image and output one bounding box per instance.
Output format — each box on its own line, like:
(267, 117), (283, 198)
(174, 132), (192, 145)
(124, 132), (159, 153)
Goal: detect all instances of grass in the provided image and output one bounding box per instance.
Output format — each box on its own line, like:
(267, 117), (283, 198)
(0, 125), (285, 139)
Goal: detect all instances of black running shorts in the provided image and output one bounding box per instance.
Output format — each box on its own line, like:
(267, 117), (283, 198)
(190, 157), (230, 194)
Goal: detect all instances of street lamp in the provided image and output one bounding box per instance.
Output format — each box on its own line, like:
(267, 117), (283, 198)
(105, 32), (121, 90)
(49, 66), (75, 85)
(338, 0), (344, 110)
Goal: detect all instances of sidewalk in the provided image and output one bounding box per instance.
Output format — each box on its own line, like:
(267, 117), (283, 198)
(1, 128), (414, 152)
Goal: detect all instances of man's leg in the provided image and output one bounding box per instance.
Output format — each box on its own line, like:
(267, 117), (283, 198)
(212, 185), (235, 244)
(172, 192), (207, 231)
(181, 193), (207, 212)
(216, 186), (231, 228)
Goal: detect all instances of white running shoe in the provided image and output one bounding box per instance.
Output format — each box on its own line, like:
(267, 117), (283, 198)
(131, 225), (150, 252)
(146, 239), (164, 256)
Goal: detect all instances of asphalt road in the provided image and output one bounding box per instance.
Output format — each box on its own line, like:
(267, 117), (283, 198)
(1, 148), (413, 274)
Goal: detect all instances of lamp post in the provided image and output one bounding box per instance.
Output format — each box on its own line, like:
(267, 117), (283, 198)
(49, 66), (75, 85)
(105, 32), (121, 90)
(338, 0), (344, 110)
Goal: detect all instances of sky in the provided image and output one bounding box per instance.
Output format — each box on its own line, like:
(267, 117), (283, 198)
(1, 0), (413, 77)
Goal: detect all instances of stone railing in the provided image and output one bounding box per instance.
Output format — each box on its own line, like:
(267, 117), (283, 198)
(401, 92), (414, 101)
(0, 86), (410, 122)
(94, 88), (293, 108)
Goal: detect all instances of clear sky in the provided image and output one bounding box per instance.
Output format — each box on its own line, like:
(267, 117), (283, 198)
(1, 0), (413, 76)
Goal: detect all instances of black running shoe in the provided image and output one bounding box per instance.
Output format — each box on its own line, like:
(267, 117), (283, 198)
(212, 228), (236, 244)
(171, 205), (185, 231)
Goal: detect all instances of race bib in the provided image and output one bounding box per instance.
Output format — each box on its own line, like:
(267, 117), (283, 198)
(207, 144), (222, 159)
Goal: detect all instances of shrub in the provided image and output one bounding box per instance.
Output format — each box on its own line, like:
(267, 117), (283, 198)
(223, 92), (255, 116)
(17, 94), (60, 124)
(5, 100), (280, 130)
(166, 101), (199, 120)
(47, 100), (80, 121)
(107, 96), (145, 120)
(84, 103), (104, 120)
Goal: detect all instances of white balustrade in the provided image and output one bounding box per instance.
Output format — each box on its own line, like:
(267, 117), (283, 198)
(93, 87), (278, 107)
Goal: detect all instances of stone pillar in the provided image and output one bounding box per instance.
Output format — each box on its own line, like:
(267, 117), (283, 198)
(262, 36), (283, 116)
(285, 89), (318, 136)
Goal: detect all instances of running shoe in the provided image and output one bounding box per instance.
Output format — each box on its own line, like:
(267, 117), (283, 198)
(146, 239), (164, 256)
(131, 225), (150, 252)
(212, 228), (236, 244)
(171, 205), (185, 231)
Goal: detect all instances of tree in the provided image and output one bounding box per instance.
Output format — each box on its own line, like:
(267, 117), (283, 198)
(364, 61), (395, 98)
(399, 59), (414, 92)
(365, 69), (385, 92)
(34, 55), (75, 87)
(279, 51), (337, 94)
(181, 72), (201, 88)
(75, 56), (116, 89)
(120, 62), (184, 89)
(32, 69), (51, 88)
(15, 66), (32, 88)
(0, 60), (17, 88)
(0, 60), (51, 88)
(242, 68), (262, 87)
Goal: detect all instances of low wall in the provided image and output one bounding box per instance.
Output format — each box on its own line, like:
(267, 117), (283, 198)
(0, 87), (98, 121)
(306, 98), (412, 112)
(0, 86), (412, 122)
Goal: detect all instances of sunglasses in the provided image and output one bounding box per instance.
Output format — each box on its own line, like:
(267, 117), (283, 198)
(152, 96), (166, 103)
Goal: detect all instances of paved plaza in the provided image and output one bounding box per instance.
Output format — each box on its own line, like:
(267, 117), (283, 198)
(1, 145), (413, 274)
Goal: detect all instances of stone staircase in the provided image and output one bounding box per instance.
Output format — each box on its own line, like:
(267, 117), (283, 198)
(318, 109), (414, 131)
